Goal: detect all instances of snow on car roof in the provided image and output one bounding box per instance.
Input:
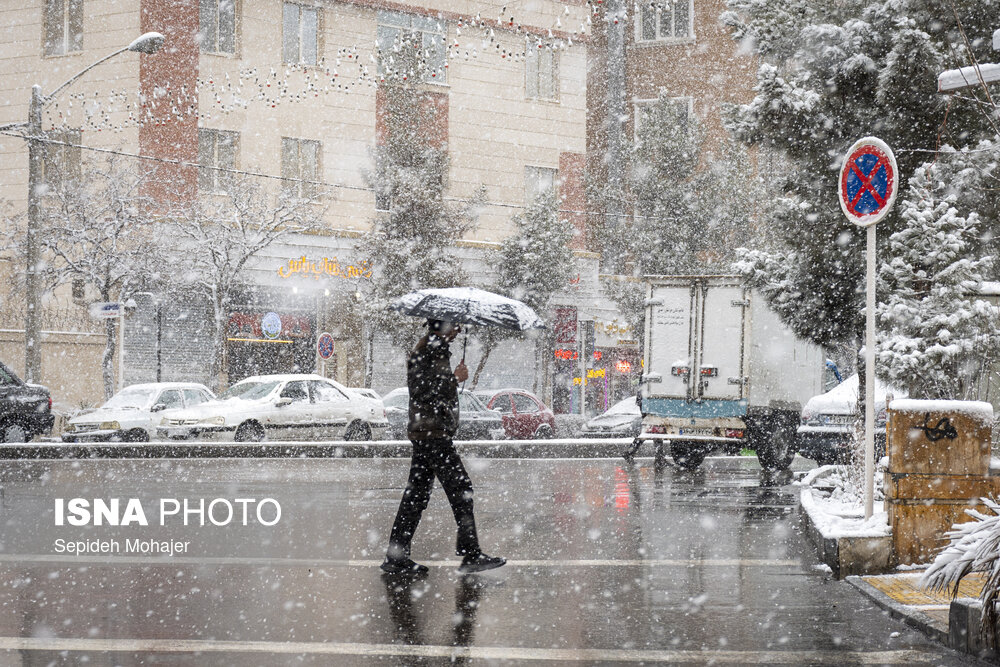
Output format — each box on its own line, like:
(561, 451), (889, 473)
(234, 374), (329, 384)
(804, 374), (905, 414)
(122, 382), (211, 391)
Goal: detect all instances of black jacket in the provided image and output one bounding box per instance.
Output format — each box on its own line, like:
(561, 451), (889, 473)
(407, 334), (460, 439)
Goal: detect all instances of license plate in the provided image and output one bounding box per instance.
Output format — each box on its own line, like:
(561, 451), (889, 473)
(823, 415), (854, 425)
(678, 428), (714, 435)
(167, 428), (190, 438)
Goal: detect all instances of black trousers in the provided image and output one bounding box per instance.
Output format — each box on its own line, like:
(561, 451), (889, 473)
(387, 436), (480, 560)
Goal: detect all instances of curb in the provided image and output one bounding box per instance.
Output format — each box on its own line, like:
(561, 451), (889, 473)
(845, 575), (949, 646)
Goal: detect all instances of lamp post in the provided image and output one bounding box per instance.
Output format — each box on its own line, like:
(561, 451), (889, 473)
(21, 32), (164, 384)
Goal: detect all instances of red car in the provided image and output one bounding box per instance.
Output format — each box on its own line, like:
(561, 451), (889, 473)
(484, 389), (557, 440)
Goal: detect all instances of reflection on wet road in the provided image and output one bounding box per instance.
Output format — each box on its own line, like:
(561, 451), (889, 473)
(0, 455), (974, 664)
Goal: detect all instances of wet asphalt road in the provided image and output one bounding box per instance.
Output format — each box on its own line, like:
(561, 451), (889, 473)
(0, 453), (979, 665)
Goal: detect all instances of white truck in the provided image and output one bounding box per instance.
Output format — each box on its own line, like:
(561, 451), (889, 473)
(637, 275), (827, 470)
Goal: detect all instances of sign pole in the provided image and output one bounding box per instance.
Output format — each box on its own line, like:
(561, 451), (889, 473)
(864, 223), (876, 518)
(837, 136), (898, 521)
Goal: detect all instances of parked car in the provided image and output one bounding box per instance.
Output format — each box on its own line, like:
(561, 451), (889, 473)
(581, 396), (641, 438)
(797, 374), (904, 465)
(157, 374), (389, 442)
(0, 361), (54, 442)
(382, 387), (505, 440)
(63, 382), (215, 443)
(484, 389), (557, 439)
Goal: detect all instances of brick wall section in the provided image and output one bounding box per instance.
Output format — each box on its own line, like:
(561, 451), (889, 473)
(139, 0), (199, 207)
(559, 151), (587, 250)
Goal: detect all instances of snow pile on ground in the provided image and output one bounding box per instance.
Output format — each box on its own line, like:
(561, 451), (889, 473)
(796, 465), (890, 539)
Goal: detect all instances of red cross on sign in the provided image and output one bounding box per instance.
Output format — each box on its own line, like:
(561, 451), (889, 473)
(838, 137), (898, 227)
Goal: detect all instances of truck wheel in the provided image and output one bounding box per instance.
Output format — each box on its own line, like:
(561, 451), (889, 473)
(757, 424), (797, 470)
(671, 442), (705, 470)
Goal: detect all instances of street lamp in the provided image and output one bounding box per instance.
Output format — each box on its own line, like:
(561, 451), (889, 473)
(20, 32), (164, 384)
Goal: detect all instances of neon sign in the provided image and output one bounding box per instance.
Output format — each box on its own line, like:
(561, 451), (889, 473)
(277, 256), (373, 281)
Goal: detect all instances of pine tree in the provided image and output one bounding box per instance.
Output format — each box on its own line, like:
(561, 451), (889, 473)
(471, 190), (574, 388)
(876, 163), (998, 400)
(724, 0), (999, 353)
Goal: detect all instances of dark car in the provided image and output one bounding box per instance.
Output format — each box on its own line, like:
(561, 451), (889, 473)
(382, 388), (505, 440)
(0, 361), (54, 442)
(484, 389), (557, 439)
(581, 396), (641, 438)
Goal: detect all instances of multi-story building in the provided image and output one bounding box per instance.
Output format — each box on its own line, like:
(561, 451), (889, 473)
(0, 0), (626, 410)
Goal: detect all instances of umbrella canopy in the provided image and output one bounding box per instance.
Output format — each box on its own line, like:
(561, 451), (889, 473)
(391, 287), (546, 331)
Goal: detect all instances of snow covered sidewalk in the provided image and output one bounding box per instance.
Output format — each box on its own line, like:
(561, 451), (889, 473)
(796, 465), (893, 577)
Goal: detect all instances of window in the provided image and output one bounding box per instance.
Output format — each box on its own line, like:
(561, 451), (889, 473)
(198, 129), (238, 192)
(310, 381), (348, 403)
(154, 390), (184, 411)
(282, 3), (319, 65)
(183, 389), (212, 407)
(40, 129), (81, 189)
(71, 278), (85, 304)
(512, 394), (539, 414)
(281, 137), (320, 199)
(526, 46), (558, 100)
(44, 0), (83, 56)
(637, 1), (691, 42)
(376, 11), (447, 83)
(200, 0), (236, 54)
(633, 96), (692, 140)
(280, 381), (310, 402)
(525, 166), (558, 206)
(490, 394), (514, 414)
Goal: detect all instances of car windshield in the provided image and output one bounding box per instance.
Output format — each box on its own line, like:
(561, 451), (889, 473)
(102, 388), (156, 410)
(219, 381), (280, 401)
(459, 392), (486, 411)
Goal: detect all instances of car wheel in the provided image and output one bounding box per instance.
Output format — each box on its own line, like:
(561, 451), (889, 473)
(757, 424), (797, 471)
(671, 442), (706, 470)
(235, 421), (264, 443)
(345, 421), (372, 441)
(1, 422), (27, 443)
(534, 424), (554, 439)
(124, 429), (149, 443)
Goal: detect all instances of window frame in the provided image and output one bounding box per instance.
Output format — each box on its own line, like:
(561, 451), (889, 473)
(525, 44), (559, 101)
(524, 165), (558, 207)
(282, 2), (320, 65)
(632, 96), (694, 141)
(376, 10), (448, 84)
(40, 128), (82, 190)
(634, 0), (694, 44)
(200, 0), (238, 55)
(198, 128), (239, 193)
(281, 136), (322, 200)
(43, 0), (83, 56)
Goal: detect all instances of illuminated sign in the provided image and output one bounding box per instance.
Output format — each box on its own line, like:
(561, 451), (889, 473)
(555, 349), (578, 361)
(277, 256), (373, 281)
(616, 360), (632, 373)
(587, 369), (605, 379)
(593, 351), (603, 361)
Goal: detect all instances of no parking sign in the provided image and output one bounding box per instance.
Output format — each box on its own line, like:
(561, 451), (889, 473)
(317, 332), (335, 360)
(838, 137), (898, 227)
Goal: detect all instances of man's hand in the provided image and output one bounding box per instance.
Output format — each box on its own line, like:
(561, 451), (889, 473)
(454, 361), (469, 383)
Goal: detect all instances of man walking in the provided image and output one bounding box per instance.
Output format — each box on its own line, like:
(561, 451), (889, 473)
(382, 319), (506, 575)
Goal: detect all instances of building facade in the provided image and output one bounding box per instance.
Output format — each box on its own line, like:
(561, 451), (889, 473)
(0, 0), (636, 415)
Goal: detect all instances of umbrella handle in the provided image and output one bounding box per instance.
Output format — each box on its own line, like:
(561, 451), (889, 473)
(462, 334), (468, 364)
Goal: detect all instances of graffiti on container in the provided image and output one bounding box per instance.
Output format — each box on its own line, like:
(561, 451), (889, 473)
(917, 413), (958, 442)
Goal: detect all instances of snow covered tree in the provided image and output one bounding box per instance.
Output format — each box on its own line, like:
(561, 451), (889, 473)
(357, 80), (484, 373)
(724, 0), (999, 353)
(471, 190), (574, 389)
(167, 174), (325, 390)
(36, 154), (163, 397)
(876, 163), (998, 400)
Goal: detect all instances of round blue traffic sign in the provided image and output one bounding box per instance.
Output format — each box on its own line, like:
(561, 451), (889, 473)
(317, 332), (335, 360)
(838, 137), (898, 227)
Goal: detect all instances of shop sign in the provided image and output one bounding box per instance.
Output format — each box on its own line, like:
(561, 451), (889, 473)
(616, 359), (633, 373)
(555, 349), (578, 361)
(261, 312), (282, 340)
(277, 256), (373, 281)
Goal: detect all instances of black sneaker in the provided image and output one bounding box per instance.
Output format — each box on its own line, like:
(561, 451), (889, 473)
(380, 558), (429, 575)
(459, 552), (506, 573)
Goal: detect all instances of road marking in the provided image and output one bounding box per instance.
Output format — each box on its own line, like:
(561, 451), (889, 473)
(0, 637), (943, 663)
(0, 554), (799, 568)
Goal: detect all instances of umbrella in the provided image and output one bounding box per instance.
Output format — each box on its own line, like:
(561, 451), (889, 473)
(391, 287), (546, 331)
